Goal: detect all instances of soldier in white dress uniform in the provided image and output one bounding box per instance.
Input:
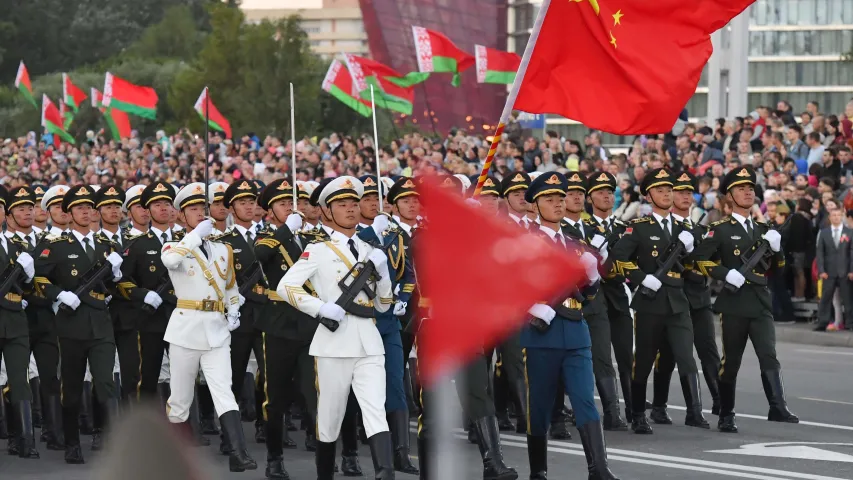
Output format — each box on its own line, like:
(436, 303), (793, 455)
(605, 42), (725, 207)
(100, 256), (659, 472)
(278, 176), (396, 480)
(160, 182), (257, 473)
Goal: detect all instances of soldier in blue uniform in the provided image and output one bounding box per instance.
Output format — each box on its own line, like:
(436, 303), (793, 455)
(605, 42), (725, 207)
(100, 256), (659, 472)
(522, 172), (619, 480)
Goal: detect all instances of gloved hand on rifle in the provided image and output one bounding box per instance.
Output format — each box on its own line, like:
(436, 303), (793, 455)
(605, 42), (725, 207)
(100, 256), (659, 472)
(393, 301), (407, 316)
(57, 291), (81, 311)
(762, 230), (781, 252)
(589, 235), (609, 263)
(368, 249), (390, 281)
(371, 214), (390, 239)
(16, 252), (34, 282)
(319, 302), (346, 323)
(107, 252), (123, 281)
(144, 291), (163, 309)
(678, 231), (695, 253)
(528, 303), (556, 325)
(641, 275), (662, 292)
(725, 269), (745, 288)
(226, 305), (241, 331)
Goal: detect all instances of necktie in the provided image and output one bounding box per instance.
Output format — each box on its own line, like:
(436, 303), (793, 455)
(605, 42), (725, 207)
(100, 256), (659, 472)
(246, 230), (254, 251)
(27, 234), (34, 250)
(113, 233), (121, 247)
(347, 239), (359, 260)
(199, 242), (208, 259)
(555, 233), (566, 248)
(161, 232), (168, 245)
(745, 219), (754, 240)
(577, 222), (584, 239)
(83, 237), (95, 262)
(834, 228), (840, 247)
(661, 218), (671, 243)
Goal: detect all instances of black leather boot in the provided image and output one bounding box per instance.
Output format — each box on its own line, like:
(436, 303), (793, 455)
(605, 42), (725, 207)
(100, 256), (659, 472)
(43, 395), (65, 450)
(549, 387), (571, 439)
(63, 405), (84, 464)
(282, 415), (297, 448)
(265, 454), (291, 479)
(474, 416), (518, 480)
(368, 431), (395, 480)
(316, 440), (337, 480)
(195, 383), (219, 435)
(417, 435), (428, 480)
(467, 419), (478, 444)
(255, 381), (266, 442)
(527, 435), (548, 479)
(717, 381), (738, 433)
(649, 368), (673, 425)
(240, 372), (256, 422)
(79, 382), (94, 435)
(596, 377), (627, 431)
(702, 363), (721, 416)
(630, 381), (653, 434)
(189, 393), (210, 447)
(7, 401), (19, 455)
(341, 426), (363, 476)
(0, 387), (7, 440)
(15, 400), (40, 458)
(511, 377), (528, 434)
(761, 370), (799, 423)
(220, 410), (258, 472)
(30, 378), (42, 429)
(389, 410), (418, 474)
(578, 421), (619, 480)
(618, 373), (632, 422)
(680, 374), (709, 428)
(266, 409), (285, 462)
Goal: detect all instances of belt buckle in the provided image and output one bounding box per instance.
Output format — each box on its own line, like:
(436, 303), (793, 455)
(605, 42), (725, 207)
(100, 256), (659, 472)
(202, 299), (217, 311)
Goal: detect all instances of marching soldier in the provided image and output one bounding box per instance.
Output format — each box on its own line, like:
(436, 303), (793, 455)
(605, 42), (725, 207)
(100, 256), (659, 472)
(609, 168), (707, 434)
(584, 171), (633, 429)
(31, 184), (48, 233)
(124, 185), (150, 235)
(692, 166), (798, 433)
(34, 185), (124, 464)
(650, 172), (722, 422)
(209, 182), (230, 235)
(252, 179), (267, 231)
(296, 181), (322, 231)
(522, 172), (619, 480)
(0, 186), (40, 459)
(42, 185), (71, 236)
(160, 183), (256, 472)
(278, 176), (397, 480)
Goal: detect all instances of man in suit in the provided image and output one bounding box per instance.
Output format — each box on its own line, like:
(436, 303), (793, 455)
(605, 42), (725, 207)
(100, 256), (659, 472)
(815, 207), (853, 331)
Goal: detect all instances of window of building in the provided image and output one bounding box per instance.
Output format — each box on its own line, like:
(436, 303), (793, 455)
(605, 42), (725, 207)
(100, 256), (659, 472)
(748, 61), (853, 86)
(751, 0), (853, 26)
(748, 30), (853, 56)
(513, 3), (535, 33)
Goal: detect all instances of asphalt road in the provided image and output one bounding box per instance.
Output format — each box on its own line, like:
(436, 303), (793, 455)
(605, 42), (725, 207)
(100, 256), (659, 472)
(2, 340), (852, 480)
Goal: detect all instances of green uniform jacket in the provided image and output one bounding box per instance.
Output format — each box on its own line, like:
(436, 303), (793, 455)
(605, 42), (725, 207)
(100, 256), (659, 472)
(691, 216), (785, 317)
(0, 238), (32, 339)
(561, 218), (608, 317)
(14, 232), (57, 336)
(609, 216), (690, 315)
(587, 217), (632, 315)
(680, 220), (713, 310)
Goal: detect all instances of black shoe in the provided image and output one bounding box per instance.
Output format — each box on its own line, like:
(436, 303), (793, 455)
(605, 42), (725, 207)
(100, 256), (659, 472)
(497, 412), (515, 431)
(578, 421), (620, 480)
(316, 441), (337, 480)
(527, 435), (547, 479)
(549, 420), (571, 440)
(368, 431), (396, 480)
(200, 418), (219, 435)
(389, 410), (419, 475)
(718, 381), (738, 433)
(761, 370), (799, 423)
(650, 367), (673, 425)
(256, 424), (267, 443)
(631, 414), (653, 435)
(305, 429), (317, 452)
(474, 417), (519, 480)
(341, 453), (363, 476)
(44, 395), (65, 450)
(64, 443), (85, 464)
(15, 401), (39, 459)
(91, 431), (102, 451)
(596, 377), (628, 431)
(265, 454), (291, 479)
(220, 410), (258, 472)
(718, 413), (738, 433)
(285, 413), (297, 432)
(649, 406), (672, 425)
(813, 324), (827, 332)
(681, 374), (710, 429)
(282, 420), (297, 449)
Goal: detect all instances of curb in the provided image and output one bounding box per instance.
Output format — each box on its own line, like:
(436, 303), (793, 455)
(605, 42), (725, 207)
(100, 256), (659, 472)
(712, 318), (853, 349)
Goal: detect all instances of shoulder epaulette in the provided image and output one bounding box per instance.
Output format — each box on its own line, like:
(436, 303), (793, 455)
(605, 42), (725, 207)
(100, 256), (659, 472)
(628, 217), (652, 224)
(711, 216), (731, 227)
(256, 237), (280, 248)
(125, 232), (147, 242)
(49, 236), (68, 244)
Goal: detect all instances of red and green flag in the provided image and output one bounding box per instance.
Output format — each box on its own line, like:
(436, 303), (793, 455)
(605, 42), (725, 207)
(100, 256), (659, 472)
(103, 72), (158, 119)
(92, 87), (132, 140)
(15, 61), (37, 109)
(194, 87), (232, 139)
(42, 95), (75, 144)
(322, 60), (372, 117)
(412, 26), (475, 86)
(59, 100), (74, 129)
(344, 54), (416, 115)
(62, 73), (88, 113)
(475, 45), (520, 85)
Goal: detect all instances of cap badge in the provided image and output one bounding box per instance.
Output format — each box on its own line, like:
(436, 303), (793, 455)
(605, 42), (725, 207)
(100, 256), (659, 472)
(484, 178), (495, 187)
(277, 181), (291, 190)
(34, 187), (44, 195)
(153, 183), (168, 193)
(568, 173), (582, 182)
(737, 169), (750, 177)
(655, 170), (669, 179)
(193, 185), (204, 194)
(104, 186), (118, 196)
(363, 177), (376, 186)
(677, 173), (691, 182)
(402, 179), (416, 188)
(512, 173), (525, 182)
(545, 174), (562, 185)
(238, 181), (252, 190)
(78, 187), (90, 195)
(596, 173), (609, 181)
(14, 188), (28, 197)
(340, 179), (354, 189)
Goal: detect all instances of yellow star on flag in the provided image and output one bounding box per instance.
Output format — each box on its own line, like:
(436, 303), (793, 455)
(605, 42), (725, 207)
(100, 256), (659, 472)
(612, 9), (624, 25)
(609, 31), (617, 49)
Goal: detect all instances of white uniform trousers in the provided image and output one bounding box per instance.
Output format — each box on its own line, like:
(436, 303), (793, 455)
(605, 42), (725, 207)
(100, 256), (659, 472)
(167, 344), (237, 423)
(316, 355), (388, 442)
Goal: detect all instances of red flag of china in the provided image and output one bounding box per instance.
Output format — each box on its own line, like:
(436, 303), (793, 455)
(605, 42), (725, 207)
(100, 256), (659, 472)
(514, 0), (754, 135)
(415, 178), (587, 385)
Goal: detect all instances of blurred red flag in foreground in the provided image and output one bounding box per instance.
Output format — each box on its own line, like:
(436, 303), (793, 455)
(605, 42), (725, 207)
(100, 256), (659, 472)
(415, 178), (587, 386)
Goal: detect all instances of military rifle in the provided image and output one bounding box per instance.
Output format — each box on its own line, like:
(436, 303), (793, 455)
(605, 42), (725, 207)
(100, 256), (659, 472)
(141, 271), (173, 314)
(724, 213), (792, 292)
(59, 236), (144, 312)
(0, 263), (24, 300)
(638, 213), (706, 298)
(237, 261), (264, 297)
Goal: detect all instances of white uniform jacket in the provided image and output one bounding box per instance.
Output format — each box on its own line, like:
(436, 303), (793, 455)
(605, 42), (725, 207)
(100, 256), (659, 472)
(161, 230), (240, 350)
(278, 231), (393, 358)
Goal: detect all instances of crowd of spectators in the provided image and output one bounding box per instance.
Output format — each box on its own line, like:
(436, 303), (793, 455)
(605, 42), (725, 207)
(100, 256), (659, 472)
(2, 98), (853, 329)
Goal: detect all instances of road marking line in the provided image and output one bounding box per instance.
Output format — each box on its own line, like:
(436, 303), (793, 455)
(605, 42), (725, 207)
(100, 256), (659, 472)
(799, 397), (853, 406)
(795, 349), (853, 356)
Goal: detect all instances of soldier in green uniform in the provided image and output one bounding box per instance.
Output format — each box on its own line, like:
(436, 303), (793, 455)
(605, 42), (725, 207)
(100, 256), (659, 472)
(649, 172), (722, 423)
(692, 166), (799, 433)
(34, 185), (125, 464)
(609, 168), (707, 434)
(0, 186), (40, 459)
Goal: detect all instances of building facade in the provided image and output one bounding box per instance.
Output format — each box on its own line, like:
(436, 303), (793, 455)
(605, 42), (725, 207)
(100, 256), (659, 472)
(508, 0), (853, 143)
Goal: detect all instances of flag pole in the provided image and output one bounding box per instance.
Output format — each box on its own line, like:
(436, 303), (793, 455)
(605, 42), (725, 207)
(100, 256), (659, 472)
(289, 83), (300, 212)
(370, 85), (384, 212)
(204, 87), (210, 216)
(472, 0), (551, 198)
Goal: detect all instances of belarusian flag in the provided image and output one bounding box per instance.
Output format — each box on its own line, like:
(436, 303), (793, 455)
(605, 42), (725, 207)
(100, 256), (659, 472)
(103, 72), (158, 119)
(91, 87), (132, 140)
(59, 100), (74, 129)
(412, 26), (475, 86)
(322, 60), (372, 117)
(42, 95), (75, 144)
(344, 54), (415, 115)
(15, 61), (37, 109)
(475, 45), (520, 85)
(62, 73), (88, 113)
(194, 87), (232, 139)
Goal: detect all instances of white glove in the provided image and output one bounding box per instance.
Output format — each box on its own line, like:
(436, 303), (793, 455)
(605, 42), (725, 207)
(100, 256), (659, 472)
(641, 275), (662, 292)
(394, 284), (401, 296)
(57, 291), (81, 310)
(105, 295), (113, 305)
(16, 252), (34, 281)
(393, 301), (407, 316)
(238, 294), (246, 307)
(106, 251), (123, 280)
(371, 214), (390, 238)
(285, 213), (303, 233)
(368, 249), (389, 280)
(226, 314), (241, 332)
(762, 230), (781, 252)
(144, 291), (163, 309)
(193, 219), (214, 238)
(528, 304), (556, 325)
(465, 198), (481, 207)
(598, 248), (609, 264)
(21, 299), (28, 309)
(725, 269), (745, 288)
(319, 302), (346, 322)
(590, 234), (606, 250)
(580, 252), (600, 283)
(677, 231), (695, 253)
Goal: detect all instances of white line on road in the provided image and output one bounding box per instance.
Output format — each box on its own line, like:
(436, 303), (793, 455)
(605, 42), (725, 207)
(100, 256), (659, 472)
(799, 397), (853, 406)
(795, 349), (853, 356)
